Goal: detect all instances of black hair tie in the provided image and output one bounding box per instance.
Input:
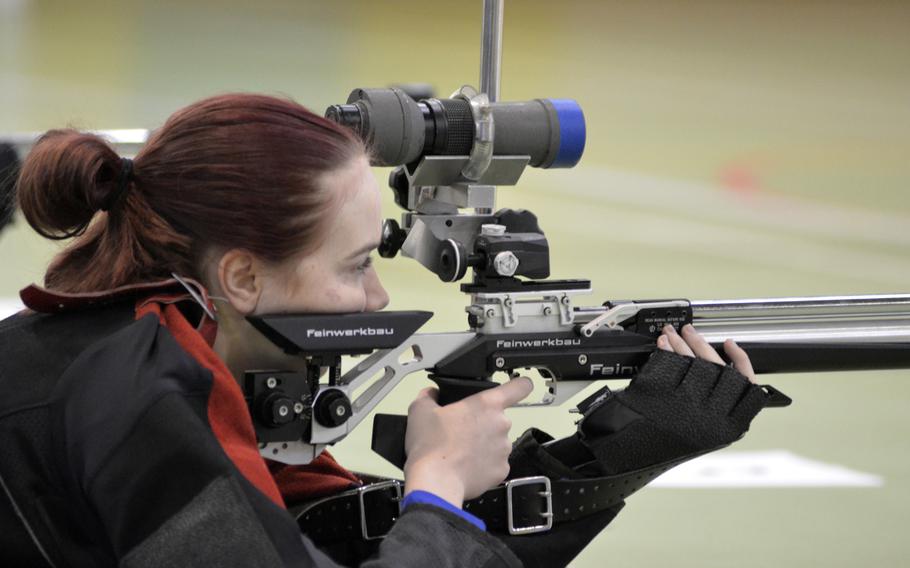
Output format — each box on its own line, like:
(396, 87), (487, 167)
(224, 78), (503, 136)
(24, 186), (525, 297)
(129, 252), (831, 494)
(100, 157), (134, 212)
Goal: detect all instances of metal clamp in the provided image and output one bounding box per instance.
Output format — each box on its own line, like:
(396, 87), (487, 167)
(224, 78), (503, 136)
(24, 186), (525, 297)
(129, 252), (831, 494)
(454, 85), (494, 181)
(358, 480), (403, 540)
(505, 476), (554, 535)
(578, 300), (690, 337)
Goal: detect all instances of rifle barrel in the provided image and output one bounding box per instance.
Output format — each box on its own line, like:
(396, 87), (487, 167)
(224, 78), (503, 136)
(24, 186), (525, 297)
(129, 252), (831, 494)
(690, 294), (910, 373)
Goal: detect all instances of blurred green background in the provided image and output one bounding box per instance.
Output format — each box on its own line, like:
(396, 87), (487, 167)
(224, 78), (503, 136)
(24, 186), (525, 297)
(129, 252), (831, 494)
(1, 1), (908, 566)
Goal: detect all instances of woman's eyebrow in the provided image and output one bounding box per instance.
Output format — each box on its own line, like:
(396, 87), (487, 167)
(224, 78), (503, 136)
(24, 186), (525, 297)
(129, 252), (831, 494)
(345, 240), (381, 261)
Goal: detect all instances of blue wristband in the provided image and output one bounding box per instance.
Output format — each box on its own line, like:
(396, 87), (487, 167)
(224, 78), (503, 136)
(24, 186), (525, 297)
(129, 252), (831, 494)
(401, 490), (486, 531)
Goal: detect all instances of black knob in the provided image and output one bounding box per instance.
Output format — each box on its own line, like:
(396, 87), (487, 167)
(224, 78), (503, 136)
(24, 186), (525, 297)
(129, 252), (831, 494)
(437, 239), (468, 282)
(388, 166), (410, 209)
(379, 218), (406, 259)
(257, 392), (296, 428)
(314, 389), (352, 428)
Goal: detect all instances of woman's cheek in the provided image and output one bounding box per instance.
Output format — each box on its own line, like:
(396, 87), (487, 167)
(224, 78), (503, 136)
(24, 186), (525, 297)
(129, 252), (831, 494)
(322, 284), (367, 313)
(345, 286), (368, 313)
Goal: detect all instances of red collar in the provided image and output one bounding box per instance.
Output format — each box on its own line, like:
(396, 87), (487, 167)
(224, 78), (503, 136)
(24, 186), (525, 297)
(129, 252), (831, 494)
(20, 278), (212, 314)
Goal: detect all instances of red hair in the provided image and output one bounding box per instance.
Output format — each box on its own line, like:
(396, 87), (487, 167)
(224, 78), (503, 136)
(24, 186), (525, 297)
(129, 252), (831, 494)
(16, 94), (365, 293)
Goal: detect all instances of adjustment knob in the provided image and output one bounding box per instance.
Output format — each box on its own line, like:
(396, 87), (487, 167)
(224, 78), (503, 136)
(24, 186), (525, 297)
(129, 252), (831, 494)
(257, 392), (297, 428)
(388, 166), (410, 209)
(437, 239), (469, 282)
(314, 389), (353, 428)
(379, 218), (406, 258)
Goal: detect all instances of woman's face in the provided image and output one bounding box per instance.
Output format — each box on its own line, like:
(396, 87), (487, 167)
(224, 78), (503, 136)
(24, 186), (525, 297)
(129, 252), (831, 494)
(255, 155), (390, 315)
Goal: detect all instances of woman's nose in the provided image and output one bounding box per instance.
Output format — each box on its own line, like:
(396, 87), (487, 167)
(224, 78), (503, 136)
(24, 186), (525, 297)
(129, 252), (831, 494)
(363, 267), (390, 312)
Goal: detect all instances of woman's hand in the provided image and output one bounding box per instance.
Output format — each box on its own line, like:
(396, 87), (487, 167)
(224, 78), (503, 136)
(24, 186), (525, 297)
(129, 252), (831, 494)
(403, 378), (533, 507)
(657, 324), (756, 383)
(577, 323), (767, 476)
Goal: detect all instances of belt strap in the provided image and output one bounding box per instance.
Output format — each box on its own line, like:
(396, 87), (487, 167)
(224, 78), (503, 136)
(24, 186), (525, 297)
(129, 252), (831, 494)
(296, 456), (687, 544)
(296, 480), (403, 543)
(465, 456), (685, 535)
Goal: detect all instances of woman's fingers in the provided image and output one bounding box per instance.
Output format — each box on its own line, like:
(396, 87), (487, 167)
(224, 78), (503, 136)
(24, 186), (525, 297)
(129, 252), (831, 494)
(409, 386), (438, 406)
(663, 325), (754, 377)
(657, 325), (760, 393)
(662, 325), (695, 357)
(724, 339), (757, 383)
(481, 376), (534, 409)
(681, 324), (725, 365)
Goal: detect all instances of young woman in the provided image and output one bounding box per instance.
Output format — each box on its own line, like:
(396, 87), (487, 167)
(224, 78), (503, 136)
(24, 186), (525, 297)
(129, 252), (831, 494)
(0, 94), (766, 567)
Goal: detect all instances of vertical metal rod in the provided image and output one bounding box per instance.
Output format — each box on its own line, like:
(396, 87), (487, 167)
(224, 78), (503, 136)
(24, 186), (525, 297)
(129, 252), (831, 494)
(480, 0), (504, 102)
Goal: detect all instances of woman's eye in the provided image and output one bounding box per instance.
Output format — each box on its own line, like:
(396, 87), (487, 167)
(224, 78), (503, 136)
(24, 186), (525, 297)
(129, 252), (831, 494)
(356, 256), (373, 272)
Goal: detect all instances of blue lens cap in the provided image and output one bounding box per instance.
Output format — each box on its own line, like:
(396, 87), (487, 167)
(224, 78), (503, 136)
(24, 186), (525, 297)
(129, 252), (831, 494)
(548, 99), (586, 168)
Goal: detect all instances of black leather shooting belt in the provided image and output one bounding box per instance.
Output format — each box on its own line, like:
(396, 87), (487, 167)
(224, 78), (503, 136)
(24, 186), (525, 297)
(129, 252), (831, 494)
(296, 480), (403, 543)
(295, 458), (681, 544)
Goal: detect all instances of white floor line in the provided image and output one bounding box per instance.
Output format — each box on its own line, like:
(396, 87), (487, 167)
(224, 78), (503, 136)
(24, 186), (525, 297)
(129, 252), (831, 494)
(650, 449), (883, 488)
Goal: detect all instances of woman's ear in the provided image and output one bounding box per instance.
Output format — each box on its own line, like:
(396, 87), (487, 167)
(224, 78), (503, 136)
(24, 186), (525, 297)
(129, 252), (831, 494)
(217, 249), (264, 315)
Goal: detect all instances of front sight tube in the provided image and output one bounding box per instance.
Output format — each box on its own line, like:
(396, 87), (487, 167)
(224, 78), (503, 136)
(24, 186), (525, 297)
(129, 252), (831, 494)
(326, 88), (586, 170)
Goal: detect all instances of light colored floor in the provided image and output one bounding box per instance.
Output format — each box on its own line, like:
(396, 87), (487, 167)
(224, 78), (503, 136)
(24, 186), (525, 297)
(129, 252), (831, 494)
(1, 1), (908, 566)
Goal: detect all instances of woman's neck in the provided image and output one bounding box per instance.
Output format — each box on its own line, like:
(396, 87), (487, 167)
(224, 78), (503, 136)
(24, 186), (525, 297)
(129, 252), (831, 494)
(212, 302), (307, 383)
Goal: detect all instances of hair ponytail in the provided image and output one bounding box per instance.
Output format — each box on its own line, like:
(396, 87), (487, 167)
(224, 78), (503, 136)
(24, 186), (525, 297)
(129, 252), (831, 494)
(16, 94), (364, 294)
(17, 130), (125, 239)
(17, 130), (195, 291)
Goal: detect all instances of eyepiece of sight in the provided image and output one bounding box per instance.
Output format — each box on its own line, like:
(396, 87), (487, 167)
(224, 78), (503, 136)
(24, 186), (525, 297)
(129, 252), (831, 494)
(325, 88), (585, 169)
(325, 104), (364, 135)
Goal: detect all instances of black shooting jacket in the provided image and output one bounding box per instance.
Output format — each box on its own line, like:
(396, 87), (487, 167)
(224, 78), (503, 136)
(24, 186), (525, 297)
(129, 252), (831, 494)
(0, 281), (556, 567)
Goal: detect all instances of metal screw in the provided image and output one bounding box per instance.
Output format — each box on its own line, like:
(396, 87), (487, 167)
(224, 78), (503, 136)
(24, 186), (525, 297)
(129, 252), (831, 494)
(335, 405), (347, 417)
(561, 296), (571, 305)
(266, 377), (278, 389)
(492, 251), (519, 277)
(480, 223), (507, 236)
(504, 298), (513, 307)
(278, 405), (290, 417)
(578, 354), (588, 365)
(293, 402), (305, 414)
(543, 306), (553, 315)
(495, 356), (506, 368)
(486, 309), (495, 318)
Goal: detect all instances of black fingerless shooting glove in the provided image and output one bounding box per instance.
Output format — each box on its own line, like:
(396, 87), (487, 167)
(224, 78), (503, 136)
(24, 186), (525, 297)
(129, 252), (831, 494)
(577, 349), (771, 475)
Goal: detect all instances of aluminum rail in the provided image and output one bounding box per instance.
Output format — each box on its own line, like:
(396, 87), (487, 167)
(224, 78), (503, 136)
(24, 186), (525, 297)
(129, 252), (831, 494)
(691, 294), (910, 344)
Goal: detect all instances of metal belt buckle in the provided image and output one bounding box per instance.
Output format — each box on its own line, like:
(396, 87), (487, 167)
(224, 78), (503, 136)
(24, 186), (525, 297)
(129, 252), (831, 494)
(358, 480), (402, 540)
(505, 476), (553, 535)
